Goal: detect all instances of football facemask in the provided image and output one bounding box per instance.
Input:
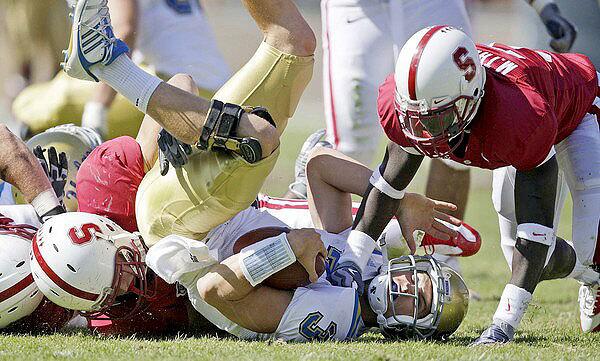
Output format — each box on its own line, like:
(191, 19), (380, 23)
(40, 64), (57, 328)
(367, 255), (469, 340)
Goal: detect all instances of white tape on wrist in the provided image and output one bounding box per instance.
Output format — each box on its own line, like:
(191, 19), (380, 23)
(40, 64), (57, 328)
(493, 284), (532, 329)
(516, 223), (555, 246)
(239, 233), (296, 287)
(369, 168), (406, 200)
(31, 189), (61, 219)
(338, 230), (377, 273)
(529, 0), (554, 14)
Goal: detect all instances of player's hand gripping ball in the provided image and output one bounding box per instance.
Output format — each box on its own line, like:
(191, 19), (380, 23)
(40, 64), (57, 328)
(233, 227), (326, 290)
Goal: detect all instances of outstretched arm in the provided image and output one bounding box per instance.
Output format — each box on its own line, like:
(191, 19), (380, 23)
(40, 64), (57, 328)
(306, 147), (458, 236)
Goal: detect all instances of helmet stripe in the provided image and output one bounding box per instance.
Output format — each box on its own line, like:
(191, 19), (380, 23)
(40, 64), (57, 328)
(408, 25), (446, 100)
(0, 274), (34, 303)
(32, 234), (99, 302)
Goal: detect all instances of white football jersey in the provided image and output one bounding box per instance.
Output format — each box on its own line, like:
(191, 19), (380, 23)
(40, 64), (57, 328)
(148, 207), (381, 341)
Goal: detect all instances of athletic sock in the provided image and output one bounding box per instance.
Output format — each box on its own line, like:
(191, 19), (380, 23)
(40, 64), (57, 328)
(90, 55), (162, 113)
(492, 283), (532, 331)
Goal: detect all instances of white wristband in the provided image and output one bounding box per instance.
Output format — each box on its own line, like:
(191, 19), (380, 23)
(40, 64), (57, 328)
(30, 189), (61, 219)
(369, 167), (406, 200)
(239, 233), (296, 287)
(338, 230), (377, 274)
(528, 0), (554, 14)
(516, 223), (555, 246)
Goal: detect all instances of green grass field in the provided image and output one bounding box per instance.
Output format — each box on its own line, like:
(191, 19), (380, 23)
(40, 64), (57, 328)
(0, 125), (595, 361)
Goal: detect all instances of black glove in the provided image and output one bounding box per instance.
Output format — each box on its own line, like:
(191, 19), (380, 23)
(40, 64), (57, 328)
(33, 146), (68, 203)
(158, 129), (193, 176)
(327, 261), (365, 295)
(539, 3), (577, 53)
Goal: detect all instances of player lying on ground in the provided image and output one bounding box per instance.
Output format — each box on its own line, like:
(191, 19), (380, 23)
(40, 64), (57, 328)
(28, 120), (477, 340)
(30, 207), (470, 342)
(325, 25), (600, 344)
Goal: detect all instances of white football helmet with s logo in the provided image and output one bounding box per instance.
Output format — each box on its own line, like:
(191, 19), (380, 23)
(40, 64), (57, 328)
(394, 26), (486, 158)
(30, 212), (153, 319)
(0, 217), (43, 328)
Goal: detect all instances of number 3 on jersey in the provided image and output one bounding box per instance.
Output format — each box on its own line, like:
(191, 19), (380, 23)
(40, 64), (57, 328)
(299, 311), (337, 341)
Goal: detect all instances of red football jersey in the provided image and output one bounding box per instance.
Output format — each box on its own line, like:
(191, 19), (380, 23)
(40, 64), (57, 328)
(77, 136), (146, 232)
(378, 43), (598, 170)
(76, 137), (196, 336)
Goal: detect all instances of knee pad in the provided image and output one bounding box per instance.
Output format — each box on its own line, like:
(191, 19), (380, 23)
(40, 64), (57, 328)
(198, 100), (275, 164)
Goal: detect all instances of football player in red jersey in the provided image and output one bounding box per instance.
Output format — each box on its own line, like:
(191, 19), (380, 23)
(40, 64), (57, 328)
(327, 25), (600, 344)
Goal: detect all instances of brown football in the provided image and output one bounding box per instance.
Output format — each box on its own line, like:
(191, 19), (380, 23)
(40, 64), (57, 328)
(233, 226), (326, 290)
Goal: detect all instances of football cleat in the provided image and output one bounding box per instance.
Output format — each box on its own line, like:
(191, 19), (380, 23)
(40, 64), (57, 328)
(578, 283), (600, 332)
(470, 322), (514, 346)
(288, 129), (333, 199)
(62, 0), (129, 82)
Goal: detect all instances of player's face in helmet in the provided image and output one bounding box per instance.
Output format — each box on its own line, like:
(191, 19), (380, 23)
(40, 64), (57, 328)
(386, 271), (433, 320)
(393, 26), (486, 158)
(368, 255), (469, 340)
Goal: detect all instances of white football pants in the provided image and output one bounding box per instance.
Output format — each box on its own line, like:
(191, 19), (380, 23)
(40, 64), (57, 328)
(133, 0), (230, 91)
(493, 106), (600, 272)
(321, 0), (471, 164)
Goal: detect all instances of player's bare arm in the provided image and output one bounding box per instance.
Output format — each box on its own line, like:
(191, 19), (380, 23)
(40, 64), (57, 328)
(305, 146), (459, 237)
(0, 125), (65, 219)
(196, 228), (326, 332)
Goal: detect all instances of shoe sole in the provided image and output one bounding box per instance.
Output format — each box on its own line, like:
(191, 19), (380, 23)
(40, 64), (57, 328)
(63, 0), (100, 82)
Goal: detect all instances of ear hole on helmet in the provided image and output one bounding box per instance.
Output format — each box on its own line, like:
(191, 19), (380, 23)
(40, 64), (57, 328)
(7, 306), (18, 313)
(16, 261), (25, 268)
(106, 224), (115, 232)
(48, 226), (53, 233)
(53, 244), (59, 252)
(50, 289), (60, 297)
(473, 88), (479, 97)
(30, 290), (39, 298)
(67, 264), (77, 273)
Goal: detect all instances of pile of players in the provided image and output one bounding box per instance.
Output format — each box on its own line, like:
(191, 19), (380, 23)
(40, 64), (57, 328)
(0, 0), (598, 346)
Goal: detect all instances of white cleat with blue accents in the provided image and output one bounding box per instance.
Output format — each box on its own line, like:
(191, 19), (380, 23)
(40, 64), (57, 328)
(61, 0), (129, 82)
